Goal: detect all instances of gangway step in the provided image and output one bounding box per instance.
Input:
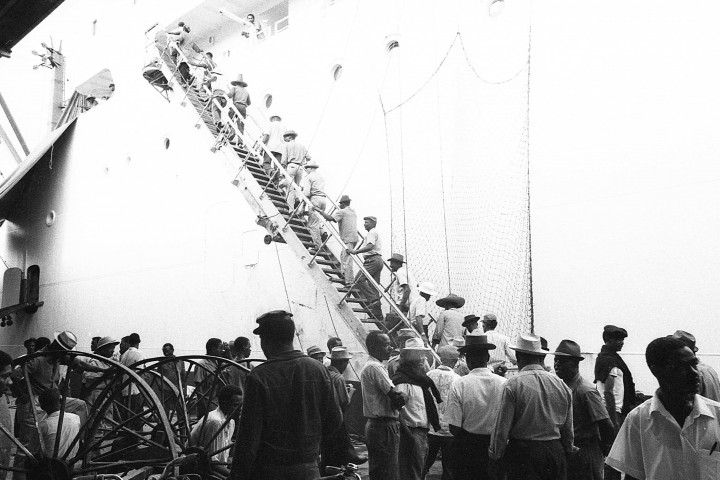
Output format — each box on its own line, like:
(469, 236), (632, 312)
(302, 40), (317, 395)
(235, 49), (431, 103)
(345, 297), (373, 304)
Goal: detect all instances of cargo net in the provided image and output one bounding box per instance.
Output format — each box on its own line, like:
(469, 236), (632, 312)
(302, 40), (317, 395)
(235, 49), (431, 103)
(383, 33), (532, 343)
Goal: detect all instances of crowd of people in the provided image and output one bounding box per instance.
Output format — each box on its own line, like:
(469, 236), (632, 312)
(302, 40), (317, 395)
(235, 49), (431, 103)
(0, 309), (717, 480)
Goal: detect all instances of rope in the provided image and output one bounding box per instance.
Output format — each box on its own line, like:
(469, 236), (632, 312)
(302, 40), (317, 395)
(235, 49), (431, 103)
(322, 295), (360, 380)
(525, 23), (535, 333)
(274, 243), (304, 349)
(435, 71), (452, 292)
(381, 96), (394, 253)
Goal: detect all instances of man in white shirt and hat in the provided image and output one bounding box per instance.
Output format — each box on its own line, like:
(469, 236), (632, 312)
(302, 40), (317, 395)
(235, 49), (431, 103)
(347, 216), (384, 320)
(301, 160), (327, 253)
(261, 114), (286, 177)
(281, 130), (309, 208)
(482, 314), (517, 369)
(489, 333), (574, 480)
(316, 195), (358, 286)
(228, 74), (251, 135)
(432, 294), (466, 349)
(409, 282), (437, 337)
(446, 333), (506, 480)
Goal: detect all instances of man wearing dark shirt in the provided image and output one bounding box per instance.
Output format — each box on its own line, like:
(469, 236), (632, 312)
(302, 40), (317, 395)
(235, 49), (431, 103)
(229, 310), (342, 480)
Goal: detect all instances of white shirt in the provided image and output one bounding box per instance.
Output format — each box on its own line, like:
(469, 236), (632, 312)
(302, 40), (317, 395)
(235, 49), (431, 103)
(409, 296), (428, 326)
(190, 407), (235, 462)
(606, 393), (720, 480)
(121, 347), (144, 396)
(427, 366), (461, 436)
(389, 266), (418, 307)
(485, 330), (517, 366)
(39, 411), (81, 458)
(596, 367), (624, 413)
(264, 120), (286, 154)
(360, 228), (382, 257)
(395, 383), (428, 428)
(446, 367), (506, 435)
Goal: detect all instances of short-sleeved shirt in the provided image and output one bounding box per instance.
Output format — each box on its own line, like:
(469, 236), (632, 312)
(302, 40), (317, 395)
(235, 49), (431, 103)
(190, 407), (235, 463)
(446, 367), (505, 435)
(596, 367), (624, 413)
(395, 383), (428, 428)
(283, 140), (308, 166)
(485, 330), (517, 366)
(332, 207), (358, 244)
(228, 85), (251, 106)
(566, 373), (609, 442)
(699, 362), (720, 402)
(408, 296), (428, 326)
(264, 121), (286, 154)
(360, 228), (382, 258)
(489, 365), (574, 460)
(360, 356), (397, 418)
(121, 347), (144, 396)
(427, 366), (461, 436)
(301, 170), (326, 198)
(389, 266), (418, 306)
(606, 393), (720, 480)
(433, 309), (464, 347)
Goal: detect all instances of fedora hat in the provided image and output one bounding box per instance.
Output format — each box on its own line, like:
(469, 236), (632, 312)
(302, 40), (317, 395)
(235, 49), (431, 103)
(230, 74), (247, 86)
(672, 330), (698, 352)
(96, 336), (120, 351)
(328, 346), (353, 360)
(402, 338), (430, 351)
(510, 333), (546, 356)
(339, 195), (351, 203)
(418, 282), (437, 296)
(306, 345), (326, 357)
(305, 160), (319, 169)
(458, 333), (496, 354)
(387, 253), (405, 264)
(551, 339), (584, 360)
(462, 314), (480, 328)
(283, 130), (298, 138)
(53, 331), (78, 351)
(436, 294), (465, 309)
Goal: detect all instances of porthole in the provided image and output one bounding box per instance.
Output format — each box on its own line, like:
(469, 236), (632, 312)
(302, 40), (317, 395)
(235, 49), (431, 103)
(164, 138), (170, 149)
(46, 211), (56, 227)
(488, 0), (505, 17)
(264, 94), (273, 109)
(331, 64), (343, 81)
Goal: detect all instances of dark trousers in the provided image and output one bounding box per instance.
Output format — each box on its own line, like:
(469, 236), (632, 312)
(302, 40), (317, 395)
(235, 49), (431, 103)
(567, 439), (603, 480)
(505, 439), (566, 480)
(399, 426), (428, 480)
(232, 103), (247, 134)
(424, 434), (455, 480)
(178, 62), (191, 84)
(453, 431), (490, 480)
(355, 254), (383, 319)
(366, 418), (400, 480)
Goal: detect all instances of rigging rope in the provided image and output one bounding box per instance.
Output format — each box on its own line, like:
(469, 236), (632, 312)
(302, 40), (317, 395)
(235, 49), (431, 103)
(274, 243), (304, 349)
(525, 23), (535, 332)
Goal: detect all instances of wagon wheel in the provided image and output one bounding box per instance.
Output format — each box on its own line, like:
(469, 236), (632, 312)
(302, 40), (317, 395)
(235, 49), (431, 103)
(131, 355), (256, 474)
(0, 351), (178, 480)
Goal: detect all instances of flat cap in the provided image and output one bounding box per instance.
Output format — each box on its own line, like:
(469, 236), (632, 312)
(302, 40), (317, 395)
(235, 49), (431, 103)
(672, 330), (698, 352)
(363, 216), (377, 223)
(253, 310), (295, 337)
(604, 325), (628, 338)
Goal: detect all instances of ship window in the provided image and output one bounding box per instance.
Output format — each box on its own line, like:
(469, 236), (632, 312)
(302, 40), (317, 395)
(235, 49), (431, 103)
(164, 138), (170, 149)
(264, 94), (273, 109)
(208, 36), (215, 44)
(489, 0), (505, 17)
(386, 39), (400, 53)
(331, 64), (343, 81)
(46, 211), (56, 227)
(92, 19), (97, 36)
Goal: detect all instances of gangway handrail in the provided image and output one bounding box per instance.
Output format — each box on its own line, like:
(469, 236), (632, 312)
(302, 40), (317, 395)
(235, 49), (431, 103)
(161, 42), (436, 357)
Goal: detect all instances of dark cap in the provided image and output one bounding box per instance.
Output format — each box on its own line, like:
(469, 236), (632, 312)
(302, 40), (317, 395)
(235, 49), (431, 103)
(672, 330), (698, 352)
(604, 325), (628, 338)
(253, 310), (295, 339)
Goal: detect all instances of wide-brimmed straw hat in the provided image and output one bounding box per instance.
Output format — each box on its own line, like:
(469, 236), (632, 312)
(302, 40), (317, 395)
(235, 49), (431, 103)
(283, 130), (298, 138)
(418, 282), (437, 296)
(551, 339), (584, 360)
(462, 314), (480, 328)
(230, 74), (247, 86)
(510, 333), (546, 356)
(436, 294), (465, 309)
(96, 336), (120, 351)
(305, 160), (319, 169)
(54, 331), (78, 351)
(328, 346), (353, 360)
(458, 332), (496, 354)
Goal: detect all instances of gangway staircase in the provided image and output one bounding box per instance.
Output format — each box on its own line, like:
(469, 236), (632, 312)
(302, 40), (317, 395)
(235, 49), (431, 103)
(155, 42), (435, 356)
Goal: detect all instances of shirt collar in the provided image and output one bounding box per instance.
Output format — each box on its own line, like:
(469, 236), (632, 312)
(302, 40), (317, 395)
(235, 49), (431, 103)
(520, 364), (546, 372)
(437, 365), (452, 371)
(649, 391), (715, 425)
(469, 367), (493, 375)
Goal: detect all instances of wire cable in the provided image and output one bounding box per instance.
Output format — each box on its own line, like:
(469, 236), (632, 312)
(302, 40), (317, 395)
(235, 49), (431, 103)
(274, 242), (304, 350)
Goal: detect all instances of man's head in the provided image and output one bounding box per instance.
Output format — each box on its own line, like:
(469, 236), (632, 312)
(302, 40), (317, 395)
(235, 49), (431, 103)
(329, 346), (353, 373)
(0, 350), (12, 393)
(552, 340), (584, 382)
(363, 216), (377, 232)
(119, 336), (130, 355)
(418, 282), (437, 301)
(327, 337), (342, 352)
(49, 331), (77, 355)
(646, 336), (700, 397)
(388, 253), (404, 273)
(338, 195), (351, 207)
(396, 329), (416, 350)
(366, 331), (392, 362)
(95, 337), (120, 359)
(460, 333), (495, 369)
(90, 336), (101, 353)
(162, 343), (175, 357)
(218, 384), (244, 419)
(510, 333), (546, 369)
(247, 14), (255, 23)
(270, 115), (282, 122)
(206, 338), (224, 357)
(602, 325), (628, 351)
(254, 310), (296, 358)
(35, 337), (51, 351)
(438, 345), (459, 368)
(39, 388), (62, 414)
(283, 130), (298, 142)
(206, 52), (213, 59)
(306, 346), (326, 363)
(233, 336), (252, 359)
(481, 314), (498, 332)
(23, 338), (36, 355)
(128, 333), (141, 348)
(672, 330), (699, 353)
(463, 315), (480, 334)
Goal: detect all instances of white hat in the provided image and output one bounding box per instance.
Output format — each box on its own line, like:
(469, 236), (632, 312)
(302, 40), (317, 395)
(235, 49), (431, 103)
(418, 282), (437, 296)
(53, 331), (78, 351)
(510, 333), (546, 356)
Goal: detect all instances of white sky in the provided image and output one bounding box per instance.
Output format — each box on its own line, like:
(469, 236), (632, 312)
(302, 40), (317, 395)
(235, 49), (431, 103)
(1, 0), (720, 387)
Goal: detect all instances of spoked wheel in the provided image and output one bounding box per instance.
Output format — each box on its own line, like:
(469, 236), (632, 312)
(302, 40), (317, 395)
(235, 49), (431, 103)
(1, 351), (178, 479)
(131, 355), (257, 475)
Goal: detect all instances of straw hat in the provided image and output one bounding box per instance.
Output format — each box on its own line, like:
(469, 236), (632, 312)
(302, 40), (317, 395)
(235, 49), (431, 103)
(328, 346), (353, 360)
(53, 331), (78, 351)
(418, 282), (437, 296)
(283, 130), (298, 138)
(230, 74), (247, 87)
(436, 294), (465, 309)
(510, 333), (546, 356)
(96, 336), (120, 351)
